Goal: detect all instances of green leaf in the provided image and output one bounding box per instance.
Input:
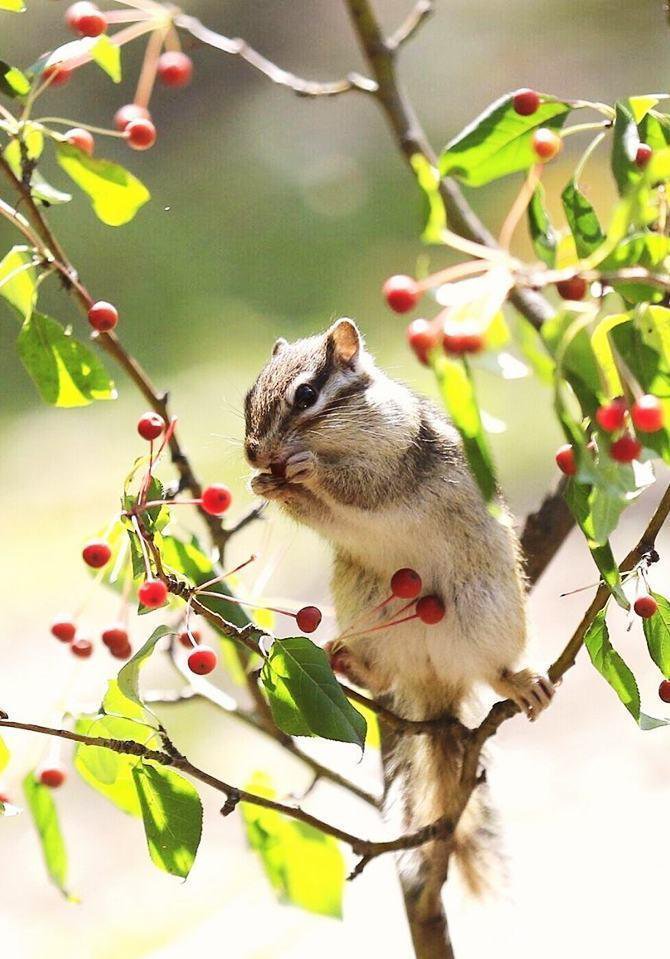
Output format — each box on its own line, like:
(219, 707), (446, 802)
(0, 735), (9, 773)
(611, 101), (641, 195)
(527, 183), (557, 266)
(584, 609), (640, 719)
(638, 112), (670, 151)
(643, 592), (670, 678)
(432, 354), (497, 503)
(0, 245), (36, 318)
(410, 154), (446, 243)
(515, 315), (554, 383)
(599, 233), (670, 304)
(0, 60), (29, 96)
(17, 311), (116, 407)
(23, 772), (75, 899)
(56, 143), (150, 226)
(5, 129), (71, 206)
(0, 0), (25, 12)
(439, 93), (570, 186)
(74, 712), (149, 816)
(588, 486), (626, 546)
(132, 763), (202, 879)
(262, 637), (367, 748)
(628, 96), (661, 124)
(91, 34), (121, 82)
(114, 625), (173, 717)
(542, 309), (602, 415)
(561, 180), (604, 259)
(241, 773), (345, 918)
(564, 480), (626, 606)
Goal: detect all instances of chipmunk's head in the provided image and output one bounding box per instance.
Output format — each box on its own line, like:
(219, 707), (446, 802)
(243, 318), (372, 471)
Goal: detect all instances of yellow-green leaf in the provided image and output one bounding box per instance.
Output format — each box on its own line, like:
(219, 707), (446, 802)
(411, 154), (447, 243)
(91, 34), (121, 83)
(0, 735), (9, 773)
(23, 772), (76, 900)
(0, 245), (37, 318)
(56, 143), (150, 226)
(0, 0), (25, 12)
(132, 763), (202, 879)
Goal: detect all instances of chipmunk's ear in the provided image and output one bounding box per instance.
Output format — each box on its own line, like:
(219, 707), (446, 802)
(327, 318), (362, 367)
(272, 337), (288, 357)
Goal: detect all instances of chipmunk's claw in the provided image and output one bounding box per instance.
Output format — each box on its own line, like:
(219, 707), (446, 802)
(494, 669), (555, 722)
(285, 450), (318, 484)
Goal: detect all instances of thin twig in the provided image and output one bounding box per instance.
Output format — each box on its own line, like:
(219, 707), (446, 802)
(387, 0), (434, 51)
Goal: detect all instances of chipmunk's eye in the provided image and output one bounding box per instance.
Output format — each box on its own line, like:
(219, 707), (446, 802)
(294, 383), (318, 410)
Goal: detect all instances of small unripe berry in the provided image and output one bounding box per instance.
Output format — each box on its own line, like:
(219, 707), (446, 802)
(51, 619), (76, 643)
(635, 143), (653, 169)
(66, 1), (107, 37)
(101, 626), (129, 652)
(88, 300), (118, 332)
(296, 606), (322, 633)
(65, 127), (94, 156)
(114, 103), (151, 132)
(157, 51), (193, 88)
(125, 118), (156, 151)
(187, 645), (218, 675)
(556, 276), (587, 301)
(659, 679), (670, 703)
(416, 595), (446, 625)
(38, 765), (66, 789)
(555, 444), (577, 476)
(82, 540), (111, 568)
(71, 638), (93, 658)
(634, 594), (658, 619)
(512, 88), (540, 116)
(406, 318), (437, 365)
(383, 275), (421, 313)
(179, 629), (201, 648)
(442, 325), (485, 355)
(201, 484), (232, 515)
(390, 568), (422, 599)
(137, 411), (165, 441)
(531, 127), (562, 161)
(596, 398), (628, 433)
(631, 394), (664, 433)
(43, 64), (72, 88)
(610, 434), (642, 463)
(138, 579), (168, 609)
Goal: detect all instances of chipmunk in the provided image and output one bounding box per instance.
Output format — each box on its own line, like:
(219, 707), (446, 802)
(244, 318), (553, 904)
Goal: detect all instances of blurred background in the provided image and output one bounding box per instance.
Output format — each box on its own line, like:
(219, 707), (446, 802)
(2, 0), (670, 956)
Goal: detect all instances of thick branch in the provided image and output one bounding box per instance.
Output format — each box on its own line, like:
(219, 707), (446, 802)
(520, 479), (574, 588)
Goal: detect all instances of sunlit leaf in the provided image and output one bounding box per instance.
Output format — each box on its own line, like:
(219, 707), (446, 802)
(527, 183), (556, 266)
(241, 772), (345, 918)
(0, 245), (36, 318)
(0, 0), (25, 12)
(114, 625), (173, 718)
(23, 772), (75, 899)
(628, 96), (662, 123)
(584, 609), (640, 719)
(0, 735), (9, 773)
(643, 592), (670, 678)
(91, 34), (121, 83)
(132, 763), (202, 879)
(599, 233), (670, 304)
(0, 60), (29, 95)
(515, 315), (554, 383)
(74, 712), (150, 816)
(439, 93), (570, 186)
(561, 180), (604, 259)
(17, 311), (116, 406)
(564, 480), (627, 606)
(56, 143), (150, 226)
(262, 637), (367, 748)
(611, 101), (641, 195)
(411, 154), (446, 243)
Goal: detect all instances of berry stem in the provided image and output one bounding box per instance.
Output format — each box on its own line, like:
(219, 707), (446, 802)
(134, 23), (169, 108)
(416, 258), (490, 293)
(196, 555), (257, 593)
(340, 612), (419, 641)
(131, 514), (153, 581)
(498, 163), (541, 252)
(195, 590), (297, 619)
(38, 117), (126, 138)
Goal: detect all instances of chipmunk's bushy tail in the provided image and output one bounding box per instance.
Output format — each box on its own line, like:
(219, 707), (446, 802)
(383, 720), (501, 907)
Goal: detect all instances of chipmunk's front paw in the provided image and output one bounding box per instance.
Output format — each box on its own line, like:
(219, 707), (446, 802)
(324, 641), (369, 687)
(250, 472), (288, 501)
(285, 450), (318, 485)
(494, 668), (555, 722)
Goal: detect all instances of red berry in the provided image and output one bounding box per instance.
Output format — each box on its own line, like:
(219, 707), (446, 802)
(66, 1), (107, 37)
(137, 411), (165, 441)
(71, 638), (93, 658)
(390, 568), (422, 599)
(596, 398), (628, 433)
(201, 484), (232, 516)
(187, 645), (218, 675)
(51, 619), (76, 643)
(88, 300), (118, 332)
(38, 765), (66, 789)
(631, 394), (664, 433)
(634, 594), (658, 618)
(531, 128), (562, 161)
(125, 118), (156, 151)
(114, 103), (151, 132)
(659, 679), (670, 703)
(610, 435), (642, 463)
(179, 629), (201, 648)
(635, 143), (653, 169)
(556, 276), (587, 301)
(383, 275), (421, 313)
(111, 642), (132, 660)
(416, 595), (446, 625)
(512, 88), (540, 116)
(65, 128), (94, 156)
(406, 318), (437, 365)
(296, 606), (322, 633)
(82, 540), (111, 569)
(43, 64), (72, 88)
(138, 579), (168, 609)
(101, 626), (129, 651)
(555, 444), (577, 476)
(442, 325), (485, 355)
(157, 51), (193, 88)
(0, 793), (10, 805)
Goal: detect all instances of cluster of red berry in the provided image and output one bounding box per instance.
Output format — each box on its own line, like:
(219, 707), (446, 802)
(556, 394), (664, 474)
(50, 615), (132, 661)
